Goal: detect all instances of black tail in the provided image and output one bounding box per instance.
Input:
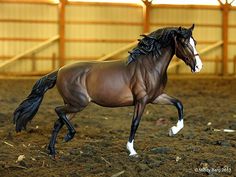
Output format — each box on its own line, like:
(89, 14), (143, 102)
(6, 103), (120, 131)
(13, 70), (58, 132)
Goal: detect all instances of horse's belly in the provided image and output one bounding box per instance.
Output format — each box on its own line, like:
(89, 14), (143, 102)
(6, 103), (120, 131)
(87, 77), (133, 107)
(92, 95), (133, 107)
(86, 63), (134, 107)
(90, 86), (133, 107)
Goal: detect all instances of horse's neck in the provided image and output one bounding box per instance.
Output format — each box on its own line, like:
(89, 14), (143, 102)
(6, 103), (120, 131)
(127, 46), (175, 97)
(126, 46), (174, 80)
(144, 46), (175, 76)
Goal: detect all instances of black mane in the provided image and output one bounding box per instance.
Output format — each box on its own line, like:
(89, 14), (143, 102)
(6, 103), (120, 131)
(127, 27), (192, 64)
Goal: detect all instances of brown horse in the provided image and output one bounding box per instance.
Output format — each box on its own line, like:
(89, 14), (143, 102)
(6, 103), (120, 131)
(13, 24), (202, 157)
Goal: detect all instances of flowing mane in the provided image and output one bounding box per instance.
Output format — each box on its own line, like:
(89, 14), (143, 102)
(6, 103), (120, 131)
(127, 27), (192, 64)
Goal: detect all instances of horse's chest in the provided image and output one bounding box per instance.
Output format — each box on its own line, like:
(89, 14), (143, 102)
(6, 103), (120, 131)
(146, 74), (166, 101)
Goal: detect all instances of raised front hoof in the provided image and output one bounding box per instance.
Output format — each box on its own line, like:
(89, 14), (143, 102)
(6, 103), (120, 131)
(63, 132), (75, 142)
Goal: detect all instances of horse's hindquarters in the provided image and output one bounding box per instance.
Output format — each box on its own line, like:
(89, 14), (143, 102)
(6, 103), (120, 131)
(56, 63), (92, 107)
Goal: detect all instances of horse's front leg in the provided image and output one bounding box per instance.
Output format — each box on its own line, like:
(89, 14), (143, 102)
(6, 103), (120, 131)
(127, 96), (147, 157)
(153, 93), (184, 136)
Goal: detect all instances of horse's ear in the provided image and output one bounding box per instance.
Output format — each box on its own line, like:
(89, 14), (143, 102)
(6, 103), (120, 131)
(189, 24), (195, 31)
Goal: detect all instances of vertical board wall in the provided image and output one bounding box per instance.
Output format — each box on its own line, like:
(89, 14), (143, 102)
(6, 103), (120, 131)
(0, 2), (58, 73)
(150, 7), (222, 74)
(65, 4), (143, 63)
(0, 2), (236, 75)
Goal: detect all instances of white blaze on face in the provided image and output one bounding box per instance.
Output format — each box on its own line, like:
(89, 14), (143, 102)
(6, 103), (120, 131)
(190, 37), (203, 72)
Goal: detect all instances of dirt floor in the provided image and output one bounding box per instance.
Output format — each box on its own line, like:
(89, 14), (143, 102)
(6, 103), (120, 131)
(0, 77), (235, 177)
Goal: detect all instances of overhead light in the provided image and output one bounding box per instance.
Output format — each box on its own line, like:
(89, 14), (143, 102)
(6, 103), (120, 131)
(50, 0), (60, 4)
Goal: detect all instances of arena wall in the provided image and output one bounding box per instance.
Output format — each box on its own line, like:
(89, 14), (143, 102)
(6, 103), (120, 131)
(0, 1), (236, 75)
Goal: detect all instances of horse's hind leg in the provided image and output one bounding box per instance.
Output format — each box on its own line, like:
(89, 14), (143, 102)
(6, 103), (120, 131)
(48, 118), (64, 156)
(55, 105), (84, 142)
(153, 93), (184, 136)
(48, 113), (76, 156)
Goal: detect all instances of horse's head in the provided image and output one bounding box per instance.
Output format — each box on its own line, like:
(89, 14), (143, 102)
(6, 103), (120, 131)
(174, 24), (203, 73)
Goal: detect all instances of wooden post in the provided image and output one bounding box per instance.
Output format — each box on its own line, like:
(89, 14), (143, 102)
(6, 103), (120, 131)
(58, 0), (66, 67)
(234, 56), (236, 75)
(31, 53), (36, 72)
(221, 2), (230, 75)
(142, 0), (152, 33)
(215, 56), (220, 75)
(52, 53), (56, 70)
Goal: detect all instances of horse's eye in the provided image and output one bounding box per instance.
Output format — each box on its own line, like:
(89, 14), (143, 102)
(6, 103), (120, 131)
(182, 41), (188, 47)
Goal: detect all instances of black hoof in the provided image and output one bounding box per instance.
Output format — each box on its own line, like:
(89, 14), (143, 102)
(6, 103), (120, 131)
(63, 132), (75, 142)
(48, 146), (56, 158)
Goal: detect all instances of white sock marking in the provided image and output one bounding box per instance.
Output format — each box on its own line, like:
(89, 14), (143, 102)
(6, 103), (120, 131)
(190, 37), (203, 72)
(126, 140), (137, 156)
(170, 119), (184, 136)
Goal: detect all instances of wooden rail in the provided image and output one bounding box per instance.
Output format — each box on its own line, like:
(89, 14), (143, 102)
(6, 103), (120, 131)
(97, 40), (138, 61)
(97, 40), (223, 66)
(168, 40), (223, 69)
(0, 35), (59, 69)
